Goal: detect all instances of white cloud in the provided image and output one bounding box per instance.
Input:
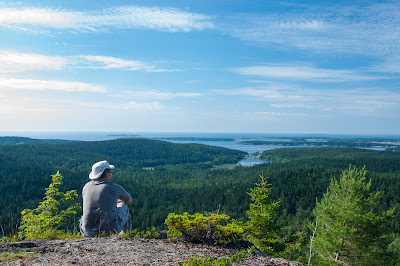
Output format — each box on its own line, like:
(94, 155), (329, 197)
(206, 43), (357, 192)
(0, 94), (48, 115)
(370, 57), (400, 74)
(0, 50), (170, 73)
(0, 8), (75, 29)
(270, 103), (308, 108)
(216, 86), (314, 102)
(77, 55), (168, 72)
(64, 99), (166, 112)
(0, 78), (107, 92)
(230, 111), (306, 120)
(124, 90), (202, 99)
(197, 110), (307, 122)
(216, 86), (400, 115)
(123, 101), (162, 111)
(233, 65), (385, 82)
(225, 2), (400, 57)
(277, 20), (324, 30)
(0, 6), (213, 33)
(0, 50), (67, 73)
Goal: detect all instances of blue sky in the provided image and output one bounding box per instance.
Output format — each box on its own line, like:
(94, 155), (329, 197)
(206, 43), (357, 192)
(1, 0), (400, 134)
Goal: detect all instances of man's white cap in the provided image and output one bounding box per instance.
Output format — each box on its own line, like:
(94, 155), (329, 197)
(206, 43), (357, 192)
(89, 160), (115, 180)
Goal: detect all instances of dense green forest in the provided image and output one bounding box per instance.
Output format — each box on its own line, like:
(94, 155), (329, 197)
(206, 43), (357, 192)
(240, 136), (400, 149)
(0, 137), (399, 244)
(0, 137), (245, 235)
(0, 136), (73, 145)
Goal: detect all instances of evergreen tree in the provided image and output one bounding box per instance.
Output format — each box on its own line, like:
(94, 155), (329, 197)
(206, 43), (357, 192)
(246, 173), (284, 254)
(19, 172), (80, 240)
(311, 166), (396, 265)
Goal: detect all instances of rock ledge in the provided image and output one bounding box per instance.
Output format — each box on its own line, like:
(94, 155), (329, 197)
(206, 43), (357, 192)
(1, 237), (303, 265)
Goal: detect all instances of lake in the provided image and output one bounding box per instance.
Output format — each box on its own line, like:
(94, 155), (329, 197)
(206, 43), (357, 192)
(237, 156), (270, 166)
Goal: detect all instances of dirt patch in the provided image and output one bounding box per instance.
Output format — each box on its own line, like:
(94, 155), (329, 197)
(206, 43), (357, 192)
(1, 237), (303, 265)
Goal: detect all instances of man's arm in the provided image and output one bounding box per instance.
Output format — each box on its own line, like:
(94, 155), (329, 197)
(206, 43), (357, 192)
(115, 183), (132, 205)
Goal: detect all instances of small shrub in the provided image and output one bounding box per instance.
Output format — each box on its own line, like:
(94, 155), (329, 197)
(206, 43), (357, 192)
(119, 227), (160, 239)
(215, 221), (244, 245)
(182, 246), (255, 266)
(165, 212), (244, 245)
(0, 249), (35, 263)
(0, 235), (21, 243)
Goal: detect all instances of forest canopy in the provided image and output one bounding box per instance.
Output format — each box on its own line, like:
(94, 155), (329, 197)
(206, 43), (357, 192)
(0, 137), (399, 245)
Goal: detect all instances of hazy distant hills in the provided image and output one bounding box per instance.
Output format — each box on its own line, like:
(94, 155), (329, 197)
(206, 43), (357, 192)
(0, 136), (74, 145)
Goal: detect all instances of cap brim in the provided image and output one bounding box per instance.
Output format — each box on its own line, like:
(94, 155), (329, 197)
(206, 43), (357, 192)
(109, 165), (115, 170)
(89, 171), (103, 180)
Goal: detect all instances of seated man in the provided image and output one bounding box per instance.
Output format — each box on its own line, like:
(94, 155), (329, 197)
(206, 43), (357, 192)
(80, 160), (132, 237)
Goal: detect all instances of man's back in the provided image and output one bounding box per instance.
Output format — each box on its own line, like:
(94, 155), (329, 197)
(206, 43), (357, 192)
(81, 179), (131, 237)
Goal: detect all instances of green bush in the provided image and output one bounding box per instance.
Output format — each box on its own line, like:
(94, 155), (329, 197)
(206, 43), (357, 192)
(119, 227), (160, 239)
(182, 246), (255, 266)
(0, 249), (35, 263)
(165, 212), (244, 245)
(0, 236), (20, 243)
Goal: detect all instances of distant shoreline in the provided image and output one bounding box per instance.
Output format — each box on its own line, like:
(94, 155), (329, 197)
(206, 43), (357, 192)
(1, 134), (399, 153)
(1, 131), (400, 139)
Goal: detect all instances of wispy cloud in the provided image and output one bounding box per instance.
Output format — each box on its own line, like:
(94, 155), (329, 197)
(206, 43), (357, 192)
(277, 20), (324, 30)
(224, 111), (307, 121)
(217, 86), (314, 102)
(0, 6), (213, 33)
(77, 55), (169, 72)
(0, 94), (50, 115)
(0, 50), (169, 73)
(370, 57), (400, 74)
(124, 90), (202, 99)
(0, 78), (107, 92)
(233, 65), (385, 82)
(216, 86), (400, 115)
(225, 2), (400, 57)
(0, 50), (67, 73)
(122, 101), (162, 111)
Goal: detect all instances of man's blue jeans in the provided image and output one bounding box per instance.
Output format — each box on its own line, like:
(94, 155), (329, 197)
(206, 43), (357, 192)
(116, 202), (131, 233)
(80, 203), (131, 237)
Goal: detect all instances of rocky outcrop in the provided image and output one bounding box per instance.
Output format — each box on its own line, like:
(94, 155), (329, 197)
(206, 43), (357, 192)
(1, 237), (303, 265)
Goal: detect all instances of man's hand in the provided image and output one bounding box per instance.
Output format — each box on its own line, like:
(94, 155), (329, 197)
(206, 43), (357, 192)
(117, 198), (133, 205)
